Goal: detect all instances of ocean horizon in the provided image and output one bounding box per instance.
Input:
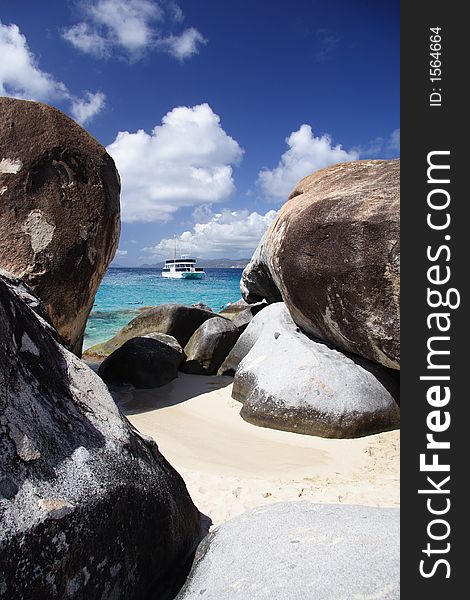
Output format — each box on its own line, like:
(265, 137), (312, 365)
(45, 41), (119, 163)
(84, 267), (244, 349)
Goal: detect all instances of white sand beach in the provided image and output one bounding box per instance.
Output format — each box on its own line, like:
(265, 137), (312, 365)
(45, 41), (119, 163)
(113, 373), (400, 526)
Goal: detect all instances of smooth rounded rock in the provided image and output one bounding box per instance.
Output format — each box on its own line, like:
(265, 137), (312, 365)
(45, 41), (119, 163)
(241, 159), (400, 369)
(98, 335), (184, 389)
(232, 303), (400, 438)
(182, 317), (240, 375)
(217, 302), (276, 376)
(0, 98), (120, 356)
(177, 502), (400, 600)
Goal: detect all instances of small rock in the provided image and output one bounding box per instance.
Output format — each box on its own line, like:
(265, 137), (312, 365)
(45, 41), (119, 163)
(98, 336), (184, 388)
(182, 317), (240, 375)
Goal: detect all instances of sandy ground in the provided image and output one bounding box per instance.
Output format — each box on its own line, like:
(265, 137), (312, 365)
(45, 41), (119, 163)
(109, 373), (400, 527)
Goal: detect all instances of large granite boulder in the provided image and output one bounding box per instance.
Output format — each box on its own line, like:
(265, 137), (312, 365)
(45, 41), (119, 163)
(98, 335), (184, 389)
(177, 502), (400, 600)
(0, 270), (202, 599)
(218, 298), (267, 333)
(241, 159), (400, 369)
(232, 303), (399, 438)
(182, 317), (240, 375)
(217, 304), (276, 376)
(84, 304), (215, 359)
(0, 98), (120, 357)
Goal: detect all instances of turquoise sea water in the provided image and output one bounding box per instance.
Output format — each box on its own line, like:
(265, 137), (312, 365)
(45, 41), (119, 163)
(84, 267), (244, 349)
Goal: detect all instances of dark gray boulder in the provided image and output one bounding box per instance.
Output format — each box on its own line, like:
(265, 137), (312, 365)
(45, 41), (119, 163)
(98, 335), (184, 389)
(0, 97), (120, 357)
(241, 159), (400, 370)
(232, 303), (399, 438)
(83, 303), (215, 359)
(182, 317), (240, 375)
(177, 502), (400, 600)
(0, 270), (202, 600)
(218, 298), (267, 333)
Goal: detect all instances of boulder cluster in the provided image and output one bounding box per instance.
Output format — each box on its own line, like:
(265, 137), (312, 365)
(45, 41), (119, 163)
(88, 159), (400, 440)
(0, 100), (203, 599)
(1, 99), (400, 598)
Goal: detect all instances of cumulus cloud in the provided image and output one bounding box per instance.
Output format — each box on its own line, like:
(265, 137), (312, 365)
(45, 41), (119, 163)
(115, 249), (128, 256)
(63, 0), (206, 61)
(144, 208), (278, 258)
(70, 91), (106, 124)
(258, 124), (358, 200)
(106, 103), (244, 223)
(0, 21), (68, 100)
(0, 20), (105, 125)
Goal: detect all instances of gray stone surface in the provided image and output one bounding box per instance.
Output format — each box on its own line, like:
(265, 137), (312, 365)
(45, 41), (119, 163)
(143, 331), (184, 353)
(177, 502), (400, 600)
(0, 97), (120, 357)
(218, 298), (267, 333)
(0, 270), (202, 600)
(217, 302), (280, 375)
(232, 303), (399, 438)
(182, 317), (240, 375)
(241, 159), (400, 369)
(98, 335), (184, 388)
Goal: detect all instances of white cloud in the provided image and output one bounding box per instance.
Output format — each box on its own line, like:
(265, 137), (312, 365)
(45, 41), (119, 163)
(106, 103), (244, 223)
(116, 249), (128, 256)
(351, 128), (400, 158)
(63, 0), (206, 61)
(0, 20), (105, 125)
(144, 208), (278, 258)
(70, 91), (106, 124)
(0, 21), (68, 100)
(62, 22), (111, 58)
(258, 124), (358, 200)
(159, 27), (207, 60)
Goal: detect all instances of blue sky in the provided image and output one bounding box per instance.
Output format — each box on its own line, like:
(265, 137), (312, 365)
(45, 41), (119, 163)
(1, 0), (399, 265)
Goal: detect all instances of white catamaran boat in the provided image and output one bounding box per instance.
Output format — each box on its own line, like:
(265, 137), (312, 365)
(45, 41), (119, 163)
(161, 258), (205, 279)
(162, 238), (206, 279)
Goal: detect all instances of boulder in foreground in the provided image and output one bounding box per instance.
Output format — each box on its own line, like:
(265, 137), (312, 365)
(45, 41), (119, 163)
(241, 159), (400, 369)
(0, 270), (202, 599)
(98, 335), (184, 388)
(177, 502), (400, 600)
(0, 98), (120, 356)
(232, 303), (399, 438)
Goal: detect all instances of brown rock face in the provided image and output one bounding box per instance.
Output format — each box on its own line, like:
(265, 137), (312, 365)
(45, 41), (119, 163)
(241, 160), (400, 369)
(0, 98), (120, 356)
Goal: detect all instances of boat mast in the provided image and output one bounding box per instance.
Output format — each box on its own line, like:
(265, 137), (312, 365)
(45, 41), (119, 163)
(173, 235), (176, 262)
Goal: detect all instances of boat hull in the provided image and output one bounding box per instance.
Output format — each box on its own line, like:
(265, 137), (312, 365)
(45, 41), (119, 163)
(162, 271), (205, 279)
